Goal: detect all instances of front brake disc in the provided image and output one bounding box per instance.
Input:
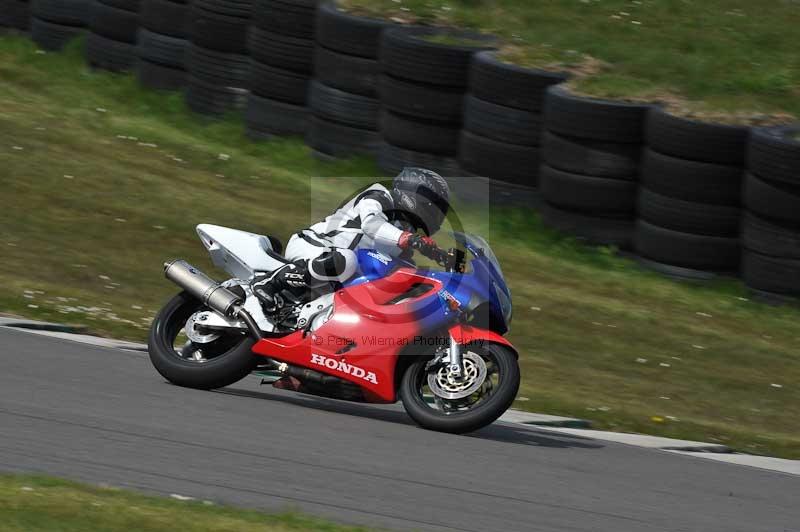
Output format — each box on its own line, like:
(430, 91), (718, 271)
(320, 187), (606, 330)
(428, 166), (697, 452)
(428, 351), (487, 400)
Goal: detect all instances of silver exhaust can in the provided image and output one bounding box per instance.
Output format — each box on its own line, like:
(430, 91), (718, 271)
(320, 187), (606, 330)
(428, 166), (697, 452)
(164, 260), (242, 316)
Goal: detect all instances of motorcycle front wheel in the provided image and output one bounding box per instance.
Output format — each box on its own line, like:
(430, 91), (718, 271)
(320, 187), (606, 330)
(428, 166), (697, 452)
(148, 291), (257, 390)
(400, 343), (520, 434)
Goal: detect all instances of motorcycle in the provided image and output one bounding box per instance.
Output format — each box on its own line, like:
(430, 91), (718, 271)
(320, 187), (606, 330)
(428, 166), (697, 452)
(148, 224), (520, 433)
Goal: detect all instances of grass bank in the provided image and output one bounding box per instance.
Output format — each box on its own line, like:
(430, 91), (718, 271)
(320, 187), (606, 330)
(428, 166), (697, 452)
(342, 0), (800, 120)
(0, 474), (369, 531)
(1, 36), (799, 458)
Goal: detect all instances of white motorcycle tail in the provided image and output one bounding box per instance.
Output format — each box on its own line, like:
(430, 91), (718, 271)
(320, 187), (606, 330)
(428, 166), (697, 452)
(196, 224), (286, 280)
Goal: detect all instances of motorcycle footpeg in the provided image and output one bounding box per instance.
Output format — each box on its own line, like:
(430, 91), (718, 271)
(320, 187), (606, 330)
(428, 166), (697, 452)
(254, 288), (284, 313)
(279, 289), (302, 306)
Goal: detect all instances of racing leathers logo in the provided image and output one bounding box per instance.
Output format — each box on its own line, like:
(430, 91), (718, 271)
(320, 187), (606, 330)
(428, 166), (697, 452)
(367, 251), (392, 265)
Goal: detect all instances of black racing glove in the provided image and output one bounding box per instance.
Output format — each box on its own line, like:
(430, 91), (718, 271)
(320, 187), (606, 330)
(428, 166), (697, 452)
(399, 232), (444, 263)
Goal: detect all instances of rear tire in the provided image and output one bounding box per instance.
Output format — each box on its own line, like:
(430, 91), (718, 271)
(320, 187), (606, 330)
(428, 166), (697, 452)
(148, 291), (256, 390)
(400, 343), (519, 434)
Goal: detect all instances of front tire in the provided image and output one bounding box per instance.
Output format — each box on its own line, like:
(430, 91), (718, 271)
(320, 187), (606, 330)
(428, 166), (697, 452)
(400, 343), (520, 434)
(148, 291), (257, 390)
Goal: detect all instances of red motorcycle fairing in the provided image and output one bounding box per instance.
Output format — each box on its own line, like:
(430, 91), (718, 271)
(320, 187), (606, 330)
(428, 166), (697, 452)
(448, 324), (516, 356)
(252, 268), (438, 403)
(251, 268), (515, 403)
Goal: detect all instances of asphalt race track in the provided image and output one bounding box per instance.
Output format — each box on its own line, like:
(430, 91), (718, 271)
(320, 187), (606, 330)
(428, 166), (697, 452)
(1, 327), (798, 531)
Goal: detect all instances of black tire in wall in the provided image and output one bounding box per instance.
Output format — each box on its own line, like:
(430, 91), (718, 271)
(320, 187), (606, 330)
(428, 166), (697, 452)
(31, 17), (83, 50)
(637, 188), (740, 237)
(381, 27), (497, 88)
(639, 148), (743, 206)
(540, 164), (636, 214)
(380, 110), (459, 156)
(87, 0), (138, 43)
(377, 142), (462, 177)
(248, 27), (314, 73)
(742, 250), (800, 297)
(646, 107), (749, 165)
(137, 28), (187, 68)
(0, 0), (31, 31)
(245, 93), (309, 138)
(741, 212), (800, 260)
(249, 61), (309, 104)
(634, 219), (739, 271)
(314, 45), (379, 97)
(315, 1), (391, 59)
(543, 85), (649, 143)
(189, 4), (250, 54)
(185, 75), (248, 115)
(306, 116), (381, 157)
(252, 0), (315, 38)
(137, 59), (187, 90)
(459, 131), (539, 186)
(308, 80), (379, 130)
(470, 51), (567, 112)
(463, 94), (542, 146)
(140, 0), (189, 38)
(193, 0), (253, 17)
(187, 45), (250, 85)
(379, 75), (464, 124)
(747, 125), (800, 186)
(97, 0), (138, 11)
(86, 31), (137, 71)
(540, 202), (634, 249)
(32, 0), (89, 25)
(742, 173), (800, 225)
(542, 131), (640, 178)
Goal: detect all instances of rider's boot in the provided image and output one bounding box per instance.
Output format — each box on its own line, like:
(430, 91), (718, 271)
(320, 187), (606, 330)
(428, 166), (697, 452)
(251, 262), (310, 313)
(252, 250), (354, 313)
(271, 375), (304, 392)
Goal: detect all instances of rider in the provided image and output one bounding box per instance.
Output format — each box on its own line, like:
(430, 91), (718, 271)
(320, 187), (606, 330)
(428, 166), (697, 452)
(252, 167), (450, 311)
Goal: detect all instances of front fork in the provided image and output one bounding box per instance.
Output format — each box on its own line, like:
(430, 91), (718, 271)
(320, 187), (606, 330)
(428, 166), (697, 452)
(446, 333), (464, 377)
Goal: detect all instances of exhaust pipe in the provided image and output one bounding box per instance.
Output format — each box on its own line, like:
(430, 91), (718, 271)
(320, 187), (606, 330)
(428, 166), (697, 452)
(164, 260), (241, 316)
(163, 259), (263, 341)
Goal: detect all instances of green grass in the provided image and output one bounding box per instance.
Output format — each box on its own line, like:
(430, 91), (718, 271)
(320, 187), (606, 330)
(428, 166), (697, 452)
(420, 32), (495, 48)
(0, 474), (371, 531)
(1, 36), (800, 458)
(341, 0), (800, 120)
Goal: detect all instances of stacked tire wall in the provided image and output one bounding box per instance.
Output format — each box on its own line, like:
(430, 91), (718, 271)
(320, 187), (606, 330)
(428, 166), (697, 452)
(3, 0), (800, 299)
(244, 0), (316, 138)
(185, 0), (251, 115)
(30, 0), (88, 50)
(136, 0), (191, 90)
(86, 0), (140, 71)
(540, 86), (648, 248)
(742, 126), (800, 297)
(306, 1), (388, 158)
(459, 52), (564, 188)
(635, 109), (747, 274)
(378, 27), (495, 177)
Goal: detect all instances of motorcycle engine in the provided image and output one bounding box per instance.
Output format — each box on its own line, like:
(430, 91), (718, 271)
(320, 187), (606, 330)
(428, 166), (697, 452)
(270, 291), (334, 332)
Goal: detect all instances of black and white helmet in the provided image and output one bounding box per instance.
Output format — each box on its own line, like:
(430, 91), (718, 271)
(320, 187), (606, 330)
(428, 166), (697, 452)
(390, 167), (450, 236)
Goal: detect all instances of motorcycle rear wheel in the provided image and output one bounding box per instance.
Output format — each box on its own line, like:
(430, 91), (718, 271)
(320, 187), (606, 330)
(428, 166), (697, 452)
(400, 343), (520, 433)
(148, 291), (257, 390)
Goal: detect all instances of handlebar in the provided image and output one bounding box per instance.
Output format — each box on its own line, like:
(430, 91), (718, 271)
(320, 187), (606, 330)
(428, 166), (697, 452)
(427, 247), (466, 273)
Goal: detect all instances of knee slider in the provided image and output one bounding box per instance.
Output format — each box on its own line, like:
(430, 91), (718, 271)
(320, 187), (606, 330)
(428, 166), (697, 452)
(308, 249), (357, 282)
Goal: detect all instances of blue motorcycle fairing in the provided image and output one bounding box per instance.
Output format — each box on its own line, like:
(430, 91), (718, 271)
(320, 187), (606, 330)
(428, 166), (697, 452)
(344, 247), (511, 335)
